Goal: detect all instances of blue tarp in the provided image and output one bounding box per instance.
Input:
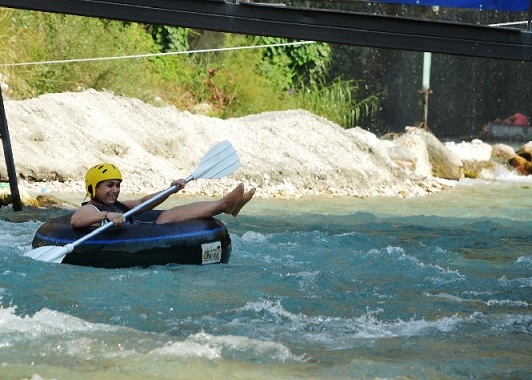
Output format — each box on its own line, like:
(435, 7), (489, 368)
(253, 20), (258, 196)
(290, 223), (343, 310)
(372, 1), (529, 11)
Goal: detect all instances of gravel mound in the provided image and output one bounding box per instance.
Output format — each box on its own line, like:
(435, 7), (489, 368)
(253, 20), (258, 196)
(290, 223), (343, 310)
(2, 89), (454, 199)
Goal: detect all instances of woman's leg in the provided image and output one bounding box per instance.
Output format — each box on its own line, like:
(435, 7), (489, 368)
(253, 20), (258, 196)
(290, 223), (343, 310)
(155, 183), (245, 224)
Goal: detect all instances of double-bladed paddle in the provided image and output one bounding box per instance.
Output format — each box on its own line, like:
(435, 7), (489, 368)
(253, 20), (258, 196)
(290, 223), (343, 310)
(24, 140), (240, 263)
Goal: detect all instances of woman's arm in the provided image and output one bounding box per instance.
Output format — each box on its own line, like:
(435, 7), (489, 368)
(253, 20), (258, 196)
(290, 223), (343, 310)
(121, 179), (186, 212)
(70, 205), (125, 228)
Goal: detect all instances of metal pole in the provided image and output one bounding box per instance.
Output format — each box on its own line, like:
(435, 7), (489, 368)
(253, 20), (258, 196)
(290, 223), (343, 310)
(0, 88), (23, 211)
(420, 52), (433, 129)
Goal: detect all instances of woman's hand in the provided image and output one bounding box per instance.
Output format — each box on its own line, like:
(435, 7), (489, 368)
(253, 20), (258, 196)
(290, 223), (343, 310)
(105, 211), (126, 226)
(170, 179), (186, 193)
(71, 206), (126, 228)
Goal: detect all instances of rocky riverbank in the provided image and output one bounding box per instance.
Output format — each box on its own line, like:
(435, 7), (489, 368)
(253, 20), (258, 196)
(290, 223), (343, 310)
(1, 90), (531, 208)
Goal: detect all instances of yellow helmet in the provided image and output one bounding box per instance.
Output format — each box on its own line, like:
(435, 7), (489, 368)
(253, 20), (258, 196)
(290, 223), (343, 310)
(84, 163), (122, 198)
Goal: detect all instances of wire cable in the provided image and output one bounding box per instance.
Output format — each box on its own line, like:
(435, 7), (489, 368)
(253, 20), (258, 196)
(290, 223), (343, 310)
(0, 40), (316, 68)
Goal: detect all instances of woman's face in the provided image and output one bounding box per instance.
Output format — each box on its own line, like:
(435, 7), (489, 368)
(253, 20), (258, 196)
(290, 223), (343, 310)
(95, 180), (121, 204)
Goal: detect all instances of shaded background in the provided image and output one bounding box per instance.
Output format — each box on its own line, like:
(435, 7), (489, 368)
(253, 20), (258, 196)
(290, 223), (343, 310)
(276, 1), (532, 137)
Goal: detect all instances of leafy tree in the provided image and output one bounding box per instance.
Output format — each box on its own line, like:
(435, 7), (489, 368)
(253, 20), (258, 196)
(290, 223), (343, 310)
(144, 25), (191, 52)
(247, 36), (331, 90)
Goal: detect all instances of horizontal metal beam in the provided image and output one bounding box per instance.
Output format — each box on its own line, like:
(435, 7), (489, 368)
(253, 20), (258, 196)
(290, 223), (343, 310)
(0, 0), (531, 61)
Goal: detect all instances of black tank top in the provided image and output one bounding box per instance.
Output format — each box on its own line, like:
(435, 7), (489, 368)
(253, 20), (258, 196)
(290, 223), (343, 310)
(82, 199), (135, 223)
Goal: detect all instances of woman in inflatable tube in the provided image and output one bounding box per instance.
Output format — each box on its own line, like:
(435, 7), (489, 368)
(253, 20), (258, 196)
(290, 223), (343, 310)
(71, 163), (256, 229)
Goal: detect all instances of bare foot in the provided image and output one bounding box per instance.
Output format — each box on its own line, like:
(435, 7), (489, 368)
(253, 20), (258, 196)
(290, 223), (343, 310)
(223, 183), (244, 215)
(231, 187), (256, 217)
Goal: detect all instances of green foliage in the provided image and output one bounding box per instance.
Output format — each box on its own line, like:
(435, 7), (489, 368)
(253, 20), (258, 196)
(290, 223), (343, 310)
(162, 34), (287, 118)
(1, 8), (378, 128)
(1, 9), (162, 101)
(0, 8), (48, 96)
(247, 36), (331, 90)
(290, 79), (379, 128)
(145, 25), (191, 52)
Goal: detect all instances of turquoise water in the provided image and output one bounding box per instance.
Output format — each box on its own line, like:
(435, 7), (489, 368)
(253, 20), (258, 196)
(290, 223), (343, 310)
(1, 179), (531, 379)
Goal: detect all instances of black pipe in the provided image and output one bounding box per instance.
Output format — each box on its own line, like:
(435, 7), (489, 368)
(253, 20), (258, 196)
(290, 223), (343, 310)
(0, 88), (22, 211)
(0, 0), (530, 61)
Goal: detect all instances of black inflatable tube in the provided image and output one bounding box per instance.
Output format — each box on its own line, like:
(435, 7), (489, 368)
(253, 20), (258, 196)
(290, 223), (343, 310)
(32, 210), (231, 268)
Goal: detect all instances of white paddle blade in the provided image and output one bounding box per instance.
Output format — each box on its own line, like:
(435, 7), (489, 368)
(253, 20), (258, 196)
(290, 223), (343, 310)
(24, 244), (74, 263)
(191, 140), (240, 180)
(197, 140), (235, 165)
